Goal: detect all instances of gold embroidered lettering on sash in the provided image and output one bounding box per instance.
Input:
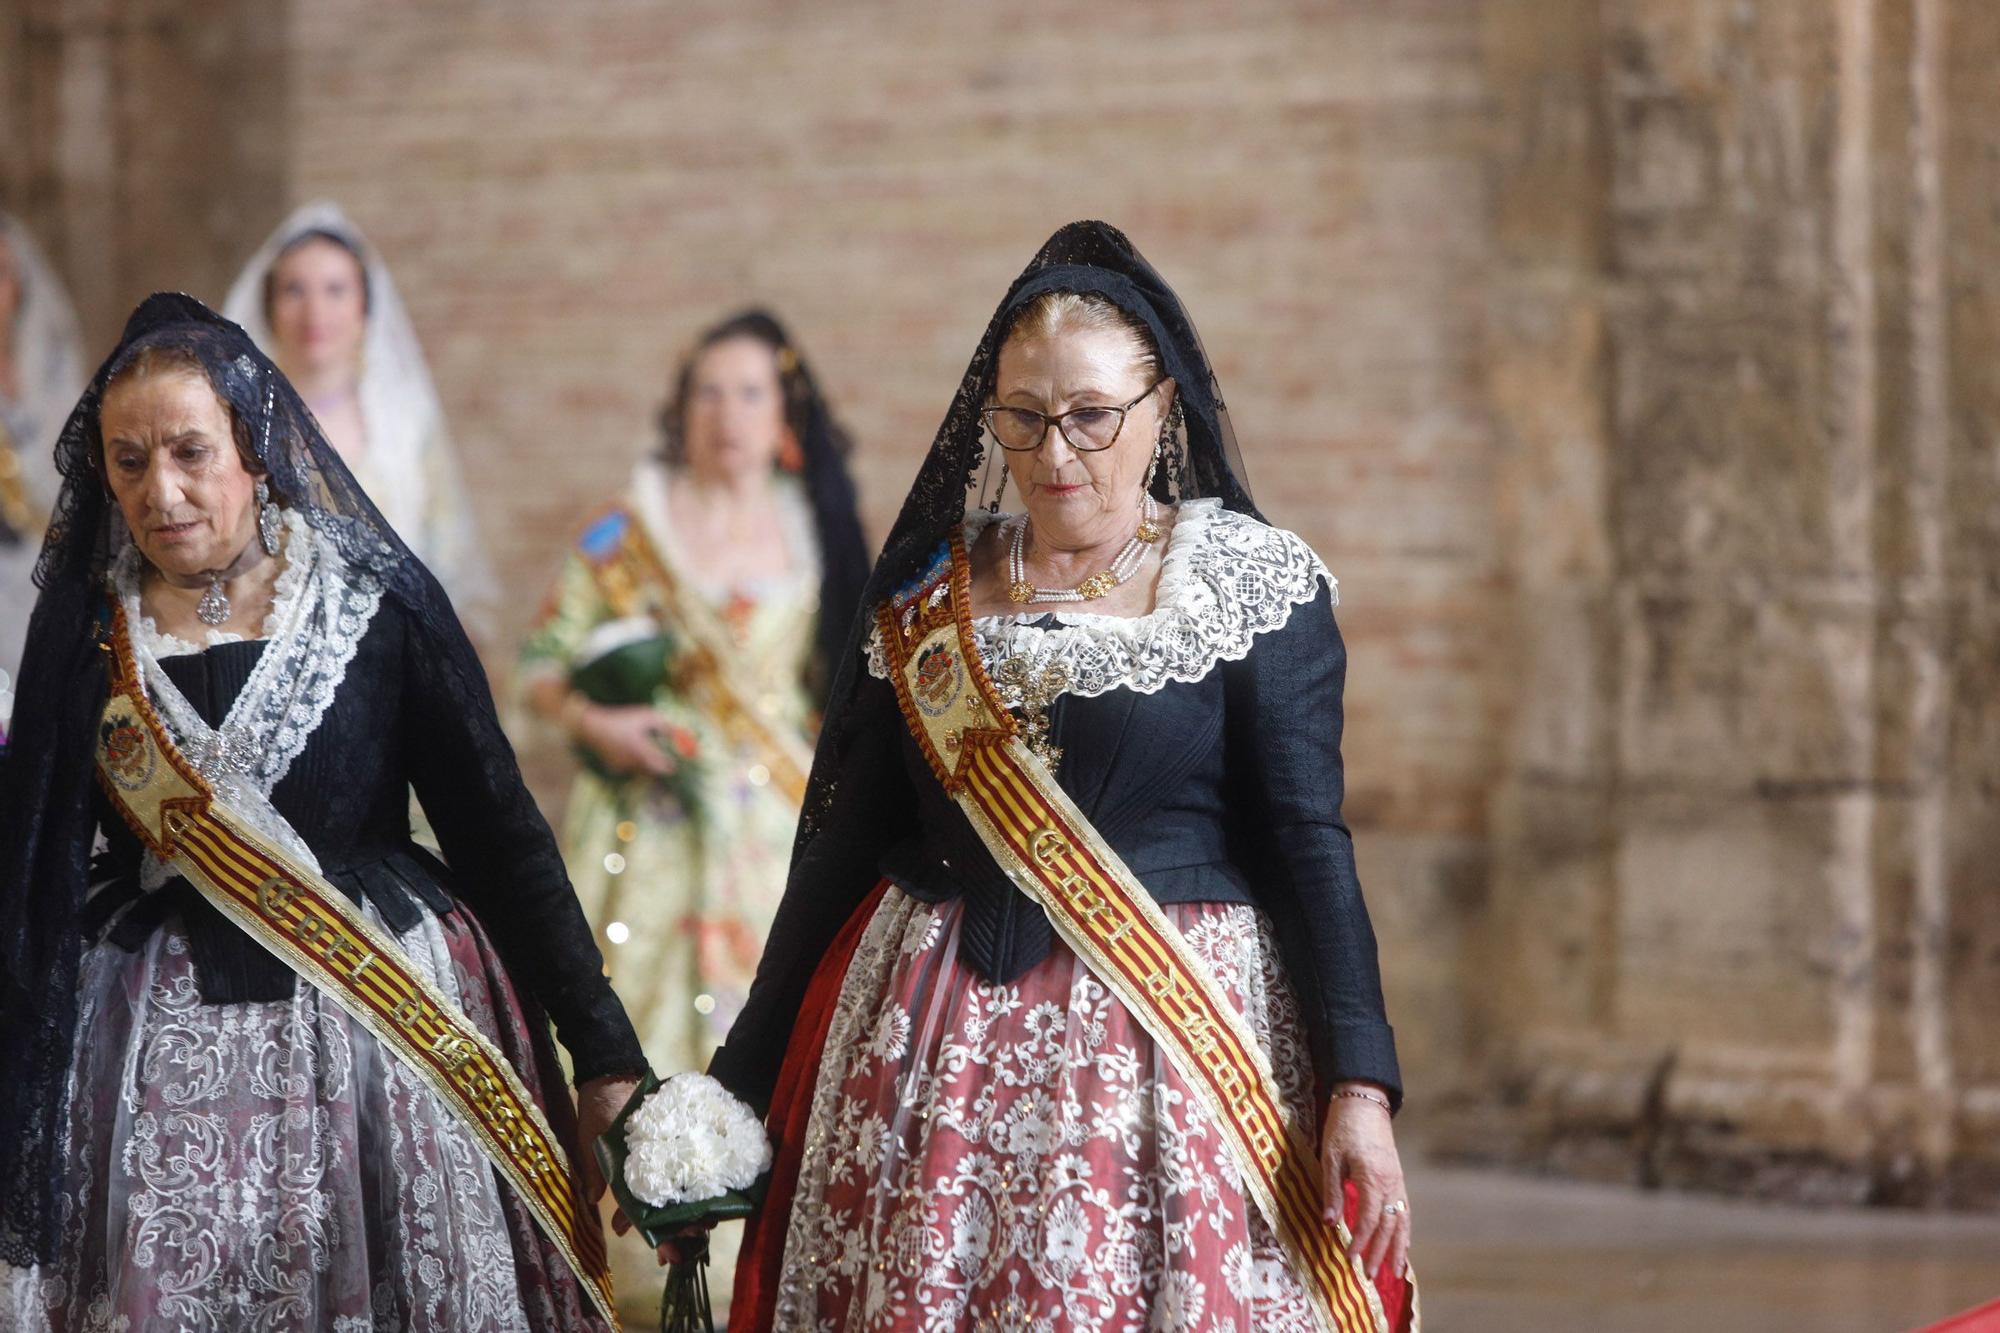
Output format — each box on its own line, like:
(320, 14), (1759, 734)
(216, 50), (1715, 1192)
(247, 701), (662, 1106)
(92, 599), (620, 1327)
(257, 875), (294, 914)
(875, 535), (1402, 1333)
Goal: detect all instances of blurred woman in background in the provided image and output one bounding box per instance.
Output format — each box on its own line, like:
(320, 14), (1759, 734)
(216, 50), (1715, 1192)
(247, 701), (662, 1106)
(518, 310), (867, 1312)
(223, 201), (497, 640)
(0, 212), (86, 735)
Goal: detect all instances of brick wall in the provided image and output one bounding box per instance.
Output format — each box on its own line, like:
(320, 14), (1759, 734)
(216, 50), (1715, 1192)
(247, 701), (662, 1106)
(12, 0), (2000, 1200)
(279, 0), (1504, 1087)
(2, 0), (289, 344)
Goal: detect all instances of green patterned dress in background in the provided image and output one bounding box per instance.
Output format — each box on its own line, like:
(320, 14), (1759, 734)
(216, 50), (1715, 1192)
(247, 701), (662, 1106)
(518, 460), (822, 1315)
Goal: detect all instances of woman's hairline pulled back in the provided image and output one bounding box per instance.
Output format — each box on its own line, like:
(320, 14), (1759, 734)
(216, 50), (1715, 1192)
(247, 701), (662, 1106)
(261, 227), (373, 325)
(997, 289), (1163, 388)
(655, 312), (797, 465)
(100, 342), (263, 477)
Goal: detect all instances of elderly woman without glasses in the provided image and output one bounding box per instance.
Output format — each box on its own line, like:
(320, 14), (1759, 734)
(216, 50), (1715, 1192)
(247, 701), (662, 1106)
(0, 294), (644, 1330)
(639, 223), (1417, 1331)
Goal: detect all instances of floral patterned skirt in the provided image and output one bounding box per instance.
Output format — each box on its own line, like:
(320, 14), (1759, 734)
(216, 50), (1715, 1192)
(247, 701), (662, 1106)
(769, 889), (1325, 1332)
(8, 900), (608, 1332)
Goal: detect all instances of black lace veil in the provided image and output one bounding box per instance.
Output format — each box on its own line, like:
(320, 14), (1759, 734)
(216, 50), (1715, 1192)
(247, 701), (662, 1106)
(656, 308), (870, 700)
(0, 292), (489, 1265)
(794, 221), (1262, 851)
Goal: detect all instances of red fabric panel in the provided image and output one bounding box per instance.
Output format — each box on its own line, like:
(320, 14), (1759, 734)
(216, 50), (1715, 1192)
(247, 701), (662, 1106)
(727, 877), (1416, 1333)
(1336, 1177), (1416, 1332)
(729, 880), (889, 1331)
(1914, 1298), (2000, 1332)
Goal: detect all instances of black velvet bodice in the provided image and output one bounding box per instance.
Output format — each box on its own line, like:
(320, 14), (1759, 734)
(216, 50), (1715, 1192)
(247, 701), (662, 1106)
(711, 582), (1402, 1110)
(882, 655), (1252, 981)
(88, 601), (645, 1085)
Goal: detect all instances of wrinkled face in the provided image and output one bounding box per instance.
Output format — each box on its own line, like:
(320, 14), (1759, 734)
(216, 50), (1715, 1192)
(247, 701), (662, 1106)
(267, 237), (367, 379)
(992, 323), (1171, 550)
(100, 369), (260, 578)
(682, 335), (786, 483)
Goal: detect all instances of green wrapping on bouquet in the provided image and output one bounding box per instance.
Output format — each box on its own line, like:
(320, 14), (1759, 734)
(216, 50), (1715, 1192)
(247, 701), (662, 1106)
(569, 631), (673, 710)
(592, 1071), (763, 1251)
(595, 1072), (768, 1332)
(567, 630), (705, 818)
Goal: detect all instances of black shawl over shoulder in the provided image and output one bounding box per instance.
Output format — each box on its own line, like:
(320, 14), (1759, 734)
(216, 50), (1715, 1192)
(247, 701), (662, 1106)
(0, 293), (644, 1268)
(707, 222), (1401, 1117)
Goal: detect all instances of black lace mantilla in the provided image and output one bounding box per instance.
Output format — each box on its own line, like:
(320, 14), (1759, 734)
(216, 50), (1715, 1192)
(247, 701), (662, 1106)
(794, 221), (1261, 853)
(0, 294), (640, 1266)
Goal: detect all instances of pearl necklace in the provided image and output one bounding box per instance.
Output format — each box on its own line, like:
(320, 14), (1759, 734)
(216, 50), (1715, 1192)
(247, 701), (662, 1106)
(1008, 497), (1162, 604)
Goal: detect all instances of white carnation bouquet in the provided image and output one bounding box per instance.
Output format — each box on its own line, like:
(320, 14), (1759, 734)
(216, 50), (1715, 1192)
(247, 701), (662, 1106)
(621, 1072), (772, 1207)
(595, 1071), (772, 1332)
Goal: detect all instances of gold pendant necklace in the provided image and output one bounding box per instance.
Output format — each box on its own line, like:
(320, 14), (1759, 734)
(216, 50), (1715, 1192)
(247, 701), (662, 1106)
(1007, 496), (1161, 605)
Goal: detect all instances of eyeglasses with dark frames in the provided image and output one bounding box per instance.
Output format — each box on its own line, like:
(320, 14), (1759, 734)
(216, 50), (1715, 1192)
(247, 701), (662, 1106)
(981, 379), (1166, 453)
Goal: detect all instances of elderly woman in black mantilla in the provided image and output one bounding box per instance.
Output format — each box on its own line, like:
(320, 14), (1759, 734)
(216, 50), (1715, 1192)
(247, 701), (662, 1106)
(0, 294), (646, 1330)
(638, 223), (1419, 1331)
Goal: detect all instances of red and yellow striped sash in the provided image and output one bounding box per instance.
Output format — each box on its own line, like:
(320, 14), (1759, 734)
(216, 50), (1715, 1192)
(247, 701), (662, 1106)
(94, 603), (619, 1329)
(875, 534), (1401, 1333)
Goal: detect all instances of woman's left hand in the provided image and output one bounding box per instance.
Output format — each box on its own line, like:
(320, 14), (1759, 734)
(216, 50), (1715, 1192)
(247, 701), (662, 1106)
(1321, 1082), (1410, 1284)
(574, 1074), (641, 1205)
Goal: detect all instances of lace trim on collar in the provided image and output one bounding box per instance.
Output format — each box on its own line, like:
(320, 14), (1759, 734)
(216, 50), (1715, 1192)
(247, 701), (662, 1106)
(864, 498), (1335, 698)
(112, 510), (385, 886)
(120, 508), (315, 659)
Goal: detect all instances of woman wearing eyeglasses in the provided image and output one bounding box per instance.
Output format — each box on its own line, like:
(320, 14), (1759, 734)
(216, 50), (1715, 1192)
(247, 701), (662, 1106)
(635, 223), (1416, 1331)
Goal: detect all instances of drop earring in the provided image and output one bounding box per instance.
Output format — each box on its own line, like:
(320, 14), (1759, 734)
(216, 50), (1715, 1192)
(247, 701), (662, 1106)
(256, 477), (281, 556)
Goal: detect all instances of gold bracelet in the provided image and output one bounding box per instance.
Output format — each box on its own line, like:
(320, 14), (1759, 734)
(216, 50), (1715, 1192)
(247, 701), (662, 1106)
(1334, 1087), (1392, 1113)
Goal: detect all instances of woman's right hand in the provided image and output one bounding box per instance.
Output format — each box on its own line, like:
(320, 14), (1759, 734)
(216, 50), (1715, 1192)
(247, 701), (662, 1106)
(573, 703), (676, 777)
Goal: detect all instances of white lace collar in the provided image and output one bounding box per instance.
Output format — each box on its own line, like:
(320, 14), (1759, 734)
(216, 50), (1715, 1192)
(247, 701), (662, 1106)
(865, 498), (1335, 699)
(125, 508), (315, 659)
(112, 511), (385, 885)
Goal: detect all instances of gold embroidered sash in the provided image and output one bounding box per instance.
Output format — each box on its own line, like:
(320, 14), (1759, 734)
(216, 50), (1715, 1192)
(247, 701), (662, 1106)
(875, 533), (1405, 1333)
(578, 505), (814, 804)
(93, 603), (620, 1330)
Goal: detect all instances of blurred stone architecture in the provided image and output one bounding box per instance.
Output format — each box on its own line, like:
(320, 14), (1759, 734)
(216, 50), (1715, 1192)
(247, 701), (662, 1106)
(4, 0), (1994, 1207)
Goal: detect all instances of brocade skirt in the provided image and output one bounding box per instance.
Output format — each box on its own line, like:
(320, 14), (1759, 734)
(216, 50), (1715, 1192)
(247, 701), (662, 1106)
(765, 888), (1326, 1332)
(8, 898), (609, 1332)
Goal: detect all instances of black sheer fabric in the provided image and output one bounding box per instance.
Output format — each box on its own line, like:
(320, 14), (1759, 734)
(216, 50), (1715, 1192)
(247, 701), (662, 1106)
(708, 221), (1400, 1113)
(795, 221), (1257, 853)
(0, 293), (642, 1267)
(656, 308), (870, 701)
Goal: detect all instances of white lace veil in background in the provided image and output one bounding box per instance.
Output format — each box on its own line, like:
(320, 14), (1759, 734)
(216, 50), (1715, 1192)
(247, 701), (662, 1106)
(222, 201), (497, 638)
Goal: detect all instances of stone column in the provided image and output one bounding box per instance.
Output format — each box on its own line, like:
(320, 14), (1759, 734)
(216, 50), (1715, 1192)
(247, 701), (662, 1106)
(1471, 0), (2000, 1205)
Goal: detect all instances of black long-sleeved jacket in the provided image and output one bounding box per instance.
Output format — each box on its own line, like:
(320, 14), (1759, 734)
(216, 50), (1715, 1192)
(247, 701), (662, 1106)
(710, 578), (1401, 1112)
(85, 598), (645, 1085)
